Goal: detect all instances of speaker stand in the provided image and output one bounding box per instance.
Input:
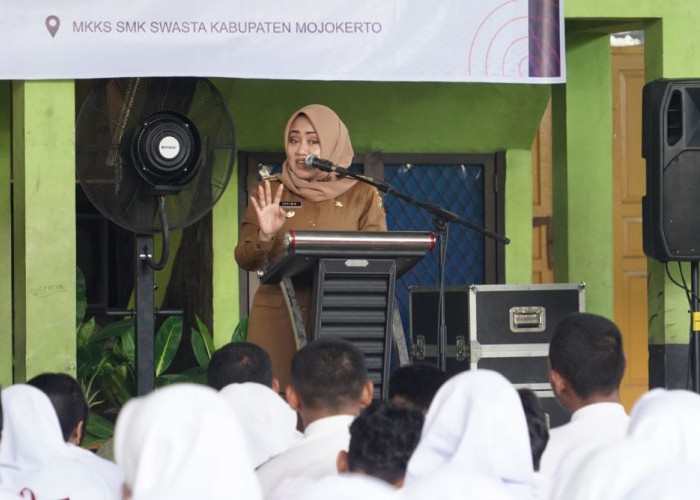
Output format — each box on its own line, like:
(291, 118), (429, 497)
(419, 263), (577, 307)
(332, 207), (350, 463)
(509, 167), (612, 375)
(692, 262), (700, 393)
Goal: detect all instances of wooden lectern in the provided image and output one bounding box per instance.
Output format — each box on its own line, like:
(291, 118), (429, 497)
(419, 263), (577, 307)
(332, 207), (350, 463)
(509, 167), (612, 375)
(259, 230), (435, 398)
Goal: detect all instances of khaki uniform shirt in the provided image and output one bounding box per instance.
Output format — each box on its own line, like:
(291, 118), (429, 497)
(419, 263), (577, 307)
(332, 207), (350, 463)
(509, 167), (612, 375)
(235, 177), (387, 388)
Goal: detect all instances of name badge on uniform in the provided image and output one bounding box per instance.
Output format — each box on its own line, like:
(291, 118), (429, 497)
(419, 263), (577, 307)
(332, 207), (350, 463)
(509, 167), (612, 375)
(280, 201), (302, 208)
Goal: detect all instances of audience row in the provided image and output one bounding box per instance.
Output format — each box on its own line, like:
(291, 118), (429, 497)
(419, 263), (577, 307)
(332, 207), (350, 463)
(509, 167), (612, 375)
(0, 312), (698, 499)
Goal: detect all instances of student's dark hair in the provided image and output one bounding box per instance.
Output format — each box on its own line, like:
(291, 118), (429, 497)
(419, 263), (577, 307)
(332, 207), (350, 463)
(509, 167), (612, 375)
(388, 363), (448, 411)
(517, 388), (549, 471)
(26, 373), (88, 443)
(347, 400), (423, 484)
(207, 342), (274, 390)
(290, 338), (367, 410)
(0, 384), (3, 434)
(549, 312), (626, 399)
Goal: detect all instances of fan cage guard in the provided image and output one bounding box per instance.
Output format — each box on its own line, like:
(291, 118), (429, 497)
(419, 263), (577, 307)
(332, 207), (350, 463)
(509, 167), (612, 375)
(75, 77), (236, 234)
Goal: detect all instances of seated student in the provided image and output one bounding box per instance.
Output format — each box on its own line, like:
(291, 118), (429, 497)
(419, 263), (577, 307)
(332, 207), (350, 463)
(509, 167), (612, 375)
(337, 399), (423, 487)
(114, 383), (262, 500)
(388, 363), (447, 414)
(627, 388), (700, 466)
(209, 342), (300, 467)
(0, 385), (112, 499)
(623, 463), (700, 500)
(538, 312), (628, 495)
(517, 388), (549, 472)
(0, 386), (26, 499)
(402, 370), (535, 500)
(554, 388), (700, 499)
(256, 338), (373, 497)
(219, 383), (301, 469)
(550, 433), (672, 500)
(26, 373), (123, 499)
(208, 341), (280, 392)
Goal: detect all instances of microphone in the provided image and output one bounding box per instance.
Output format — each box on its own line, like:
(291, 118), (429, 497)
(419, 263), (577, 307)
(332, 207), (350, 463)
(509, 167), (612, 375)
(305, 154), (340, 172)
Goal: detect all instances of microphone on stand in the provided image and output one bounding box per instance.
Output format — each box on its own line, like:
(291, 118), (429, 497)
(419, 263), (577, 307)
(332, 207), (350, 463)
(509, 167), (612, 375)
(305, 154), (344, 173)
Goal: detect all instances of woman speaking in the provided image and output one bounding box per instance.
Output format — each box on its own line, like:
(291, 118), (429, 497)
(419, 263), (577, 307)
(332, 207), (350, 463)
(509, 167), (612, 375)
(235, 104), (386, 389)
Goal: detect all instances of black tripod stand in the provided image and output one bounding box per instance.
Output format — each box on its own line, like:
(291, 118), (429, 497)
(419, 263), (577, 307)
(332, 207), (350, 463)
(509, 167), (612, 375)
(691, 261), (700, 393)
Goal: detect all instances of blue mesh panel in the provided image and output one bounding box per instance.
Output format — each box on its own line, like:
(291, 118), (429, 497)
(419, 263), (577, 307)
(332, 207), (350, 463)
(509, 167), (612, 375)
(256, 159), (486, 352)
(384, 163), (485, 336)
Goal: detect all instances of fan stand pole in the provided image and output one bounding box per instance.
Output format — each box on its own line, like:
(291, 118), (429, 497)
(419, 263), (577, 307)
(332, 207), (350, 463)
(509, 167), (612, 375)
(135, 234), (156, 395)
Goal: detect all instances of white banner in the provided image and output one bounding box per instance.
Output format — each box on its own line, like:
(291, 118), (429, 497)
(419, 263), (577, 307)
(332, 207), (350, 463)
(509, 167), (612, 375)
(0, 0), (565, 83)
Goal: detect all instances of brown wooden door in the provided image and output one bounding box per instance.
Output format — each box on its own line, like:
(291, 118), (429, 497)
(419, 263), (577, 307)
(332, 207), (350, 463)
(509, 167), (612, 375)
(612, 45), (648, 410)
(532, 101), (554, 284)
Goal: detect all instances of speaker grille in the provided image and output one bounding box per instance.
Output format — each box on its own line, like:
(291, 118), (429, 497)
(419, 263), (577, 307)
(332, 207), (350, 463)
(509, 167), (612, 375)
(663, 150), (700, 258)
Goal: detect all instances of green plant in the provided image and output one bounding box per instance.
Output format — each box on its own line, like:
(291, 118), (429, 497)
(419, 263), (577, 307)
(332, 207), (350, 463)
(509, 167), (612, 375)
(232, 315), (248, 343)
(75, 268), (250, 446)
(76, 314), (190, 441)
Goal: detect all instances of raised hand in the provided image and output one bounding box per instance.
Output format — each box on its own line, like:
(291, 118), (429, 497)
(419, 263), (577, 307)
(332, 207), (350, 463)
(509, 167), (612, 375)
(250, 181), (286, 241)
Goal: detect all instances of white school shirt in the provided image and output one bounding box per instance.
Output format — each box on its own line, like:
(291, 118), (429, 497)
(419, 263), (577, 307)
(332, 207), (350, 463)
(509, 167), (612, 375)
(539, 402), (629, 499)
(268, 473), (398, 500)
(0, 385), (112, 500)
(256, 414), (354, 498)
(68, 444), (124, 500)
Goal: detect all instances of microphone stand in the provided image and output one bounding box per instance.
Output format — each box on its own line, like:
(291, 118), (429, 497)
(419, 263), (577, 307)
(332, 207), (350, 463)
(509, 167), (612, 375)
(316, 162), (510, 371)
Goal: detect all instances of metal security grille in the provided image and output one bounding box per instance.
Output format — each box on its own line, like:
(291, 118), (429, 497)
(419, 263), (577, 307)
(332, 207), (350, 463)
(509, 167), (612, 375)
(384, 162), (486, 338)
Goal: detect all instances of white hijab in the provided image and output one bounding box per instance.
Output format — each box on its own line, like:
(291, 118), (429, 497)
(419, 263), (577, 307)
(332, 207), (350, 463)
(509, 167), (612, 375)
(624, 463), (700, 500)
(552, 389), (700, 500)
(0, 384), (111, 499)
(219, 382), (301, 468)
(550, 437), (674, 500)
(114, 383), (262, 500)
(627, 388), (700, 465)
(269, 473), (398, 500)
(403, 370), (534, 499)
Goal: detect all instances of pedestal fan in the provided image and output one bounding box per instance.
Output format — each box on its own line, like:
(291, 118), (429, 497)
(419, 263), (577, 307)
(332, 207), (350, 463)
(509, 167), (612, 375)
(75, 77), (236, 394)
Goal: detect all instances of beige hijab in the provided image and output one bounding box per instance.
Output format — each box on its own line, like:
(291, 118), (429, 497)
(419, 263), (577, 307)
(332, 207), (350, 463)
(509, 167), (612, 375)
(278, 104), (358, 202)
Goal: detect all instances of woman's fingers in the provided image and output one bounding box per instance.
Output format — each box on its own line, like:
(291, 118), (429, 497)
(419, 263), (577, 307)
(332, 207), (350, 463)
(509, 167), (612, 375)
(257, 184), (267, 207)
(250, 195), (261, 213)
(273, 183), (284, 204)
(264, 180), (272, 204)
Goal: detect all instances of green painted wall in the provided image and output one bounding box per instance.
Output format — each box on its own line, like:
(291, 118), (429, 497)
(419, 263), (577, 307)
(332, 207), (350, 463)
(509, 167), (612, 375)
(222, 80), (549, 153)
(0, 82), (11, 386)
(555, 31), (615, 318)
(212, 170), (239, 348)
(551, 82), (569, 283)
(12, 81), (76, 381)
(505, 149), (534, 284)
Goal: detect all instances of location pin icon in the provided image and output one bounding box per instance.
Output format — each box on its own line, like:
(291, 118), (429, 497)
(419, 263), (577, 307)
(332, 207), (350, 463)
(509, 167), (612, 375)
(45, 15), (60, 38)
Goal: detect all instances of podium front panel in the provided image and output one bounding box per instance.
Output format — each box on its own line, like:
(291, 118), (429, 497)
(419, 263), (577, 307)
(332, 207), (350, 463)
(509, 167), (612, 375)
(310, 258), (397, 399)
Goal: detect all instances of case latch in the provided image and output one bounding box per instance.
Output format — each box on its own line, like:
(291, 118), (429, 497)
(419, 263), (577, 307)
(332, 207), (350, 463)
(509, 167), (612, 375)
(455, 335), (466, 361)
(510, 306), (546, 333)
(412, 335), (426, 360)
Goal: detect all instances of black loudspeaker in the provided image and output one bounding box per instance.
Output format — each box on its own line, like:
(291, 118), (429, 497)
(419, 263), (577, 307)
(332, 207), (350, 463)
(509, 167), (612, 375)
(642, 79), (700, 261)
